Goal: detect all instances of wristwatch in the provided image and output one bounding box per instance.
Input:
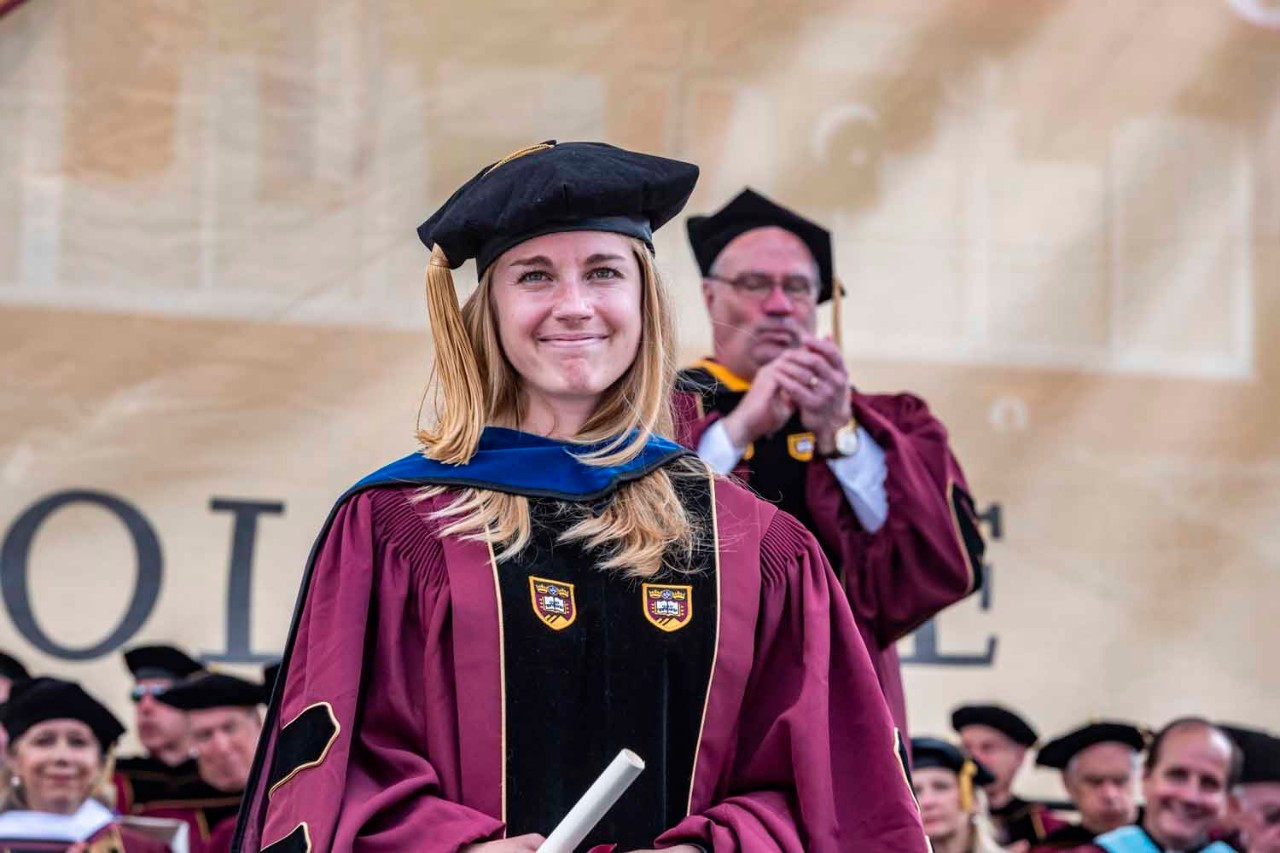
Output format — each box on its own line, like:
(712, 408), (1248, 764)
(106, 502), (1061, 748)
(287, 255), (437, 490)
(819, 420), (860, 459)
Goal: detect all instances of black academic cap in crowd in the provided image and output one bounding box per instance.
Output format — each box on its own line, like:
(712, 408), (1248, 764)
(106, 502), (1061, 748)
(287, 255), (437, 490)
(951, 703), (1039, 747)
(123, 644), (205, 681)
(417, 140), (699, 277)
(0, 651), (29, 682)
(1221, 723), (1280, 785)
(261, 662), (281, 698)
(1221, 723), (1270, 756)
(0, 677), (125, 750)
(686, 188), (836, 302)
(1036, 721), (1149, 770)
(157, 673), (265, 711)
(911, 736), (997, 786)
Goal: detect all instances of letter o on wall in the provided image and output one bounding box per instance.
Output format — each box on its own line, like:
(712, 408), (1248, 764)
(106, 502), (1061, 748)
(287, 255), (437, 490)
(1, 490), (162, 660)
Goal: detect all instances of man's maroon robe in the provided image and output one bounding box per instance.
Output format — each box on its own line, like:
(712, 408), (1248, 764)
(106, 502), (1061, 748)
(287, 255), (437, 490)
(673, 361), (985, 734)
(112, 758), (239, 853)
(124, 779), (240, 853)
(989, 795), (1069, 848)
(232, 468), (926, 852)
(112, 756), (201, 816)
(204, 815), (237, 853)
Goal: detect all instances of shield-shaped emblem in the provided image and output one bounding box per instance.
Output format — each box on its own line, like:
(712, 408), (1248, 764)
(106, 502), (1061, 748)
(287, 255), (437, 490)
(529, 576), (576, 631)
(642, 583), (693, 632)
(787, 431), (816, 462)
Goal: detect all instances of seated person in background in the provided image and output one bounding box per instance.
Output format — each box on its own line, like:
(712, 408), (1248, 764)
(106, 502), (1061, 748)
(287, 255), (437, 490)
(912, 736), (1008, 853)
(953, 703), (1065, 851)
(114, 645), (205, 814)
(1223, 725), (1280, 853)
(148, 674), (265, 853)
(1059, 717), (1240, 853)
(0, 677), (171, 851)
(1031, 721), (1147, 850)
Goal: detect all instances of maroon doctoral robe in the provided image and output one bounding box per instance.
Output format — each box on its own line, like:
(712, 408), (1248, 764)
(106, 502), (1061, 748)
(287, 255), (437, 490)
(112, 765), (240, 853)
(673, 361), (985, 734)
(204, 815), (237, 853)
(112, 756), (201, 817)
(233, 463), (926, 852)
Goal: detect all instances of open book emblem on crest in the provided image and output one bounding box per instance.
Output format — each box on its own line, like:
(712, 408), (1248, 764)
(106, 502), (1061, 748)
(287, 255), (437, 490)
(529, 576), (576, 631)
(642, 583), (693, 632)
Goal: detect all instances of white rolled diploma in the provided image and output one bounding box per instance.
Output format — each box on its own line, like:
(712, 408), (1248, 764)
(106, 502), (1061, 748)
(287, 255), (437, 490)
(536, 749), (646, 853)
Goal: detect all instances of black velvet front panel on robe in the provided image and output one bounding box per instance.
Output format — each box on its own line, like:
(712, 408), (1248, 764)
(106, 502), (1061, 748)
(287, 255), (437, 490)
(495, 475), (718, 849)
(114, 754), (201, 810)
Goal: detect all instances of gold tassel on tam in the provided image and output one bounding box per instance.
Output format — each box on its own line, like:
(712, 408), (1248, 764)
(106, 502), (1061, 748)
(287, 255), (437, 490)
(959, 759), (978, 813)
(831, 275), (846, 358)
(484, 141), (555, 175)
(417, 245), (486, 465)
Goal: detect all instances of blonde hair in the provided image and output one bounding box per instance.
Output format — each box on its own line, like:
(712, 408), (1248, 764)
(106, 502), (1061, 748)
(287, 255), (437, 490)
(417, 238), (705, 578)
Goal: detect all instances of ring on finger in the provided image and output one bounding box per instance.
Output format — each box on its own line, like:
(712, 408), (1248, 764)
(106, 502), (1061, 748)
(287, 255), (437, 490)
(807, 374), (818, 389)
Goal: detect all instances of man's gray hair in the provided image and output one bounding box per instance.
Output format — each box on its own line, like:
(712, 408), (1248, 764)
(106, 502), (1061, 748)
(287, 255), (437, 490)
(1064, 744), (1142, 780)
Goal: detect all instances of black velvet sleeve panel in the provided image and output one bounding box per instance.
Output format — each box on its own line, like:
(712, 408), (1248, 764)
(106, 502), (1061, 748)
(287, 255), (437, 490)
(260, 822), (312, 853)
(266, 703), (340, 799)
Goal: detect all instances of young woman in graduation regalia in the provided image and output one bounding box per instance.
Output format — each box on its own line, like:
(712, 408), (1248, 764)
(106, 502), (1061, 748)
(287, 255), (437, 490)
(910, 738), (1007, 853)
(232, 141), (927, 853)
(0, 678), (172, 852)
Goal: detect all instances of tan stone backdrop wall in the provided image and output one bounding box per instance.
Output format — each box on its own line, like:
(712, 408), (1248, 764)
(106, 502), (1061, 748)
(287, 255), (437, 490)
(2, 0), (1278, 798)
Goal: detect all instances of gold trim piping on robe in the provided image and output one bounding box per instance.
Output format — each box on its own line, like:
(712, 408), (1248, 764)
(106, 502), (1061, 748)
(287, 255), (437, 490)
(686, 471), (723, 816)
(486, 535), (509, 829)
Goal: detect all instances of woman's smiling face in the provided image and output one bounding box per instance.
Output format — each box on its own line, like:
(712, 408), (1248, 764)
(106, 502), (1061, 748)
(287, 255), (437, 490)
(489, 230), (643, 419)
(12, 719), (102, 814)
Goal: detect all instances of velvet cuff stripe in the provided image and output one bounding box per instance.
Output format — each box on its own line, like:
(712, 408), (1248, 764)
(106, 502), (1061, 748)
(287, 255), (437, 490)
(267, 703), (341, 799)
(260, 823), (311, 853)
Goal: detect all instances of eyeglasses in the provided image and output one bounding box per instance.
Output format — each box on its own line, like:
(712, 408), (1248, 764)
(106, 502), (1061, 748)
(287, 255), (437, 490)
(706, 272), (819, 304)
(129, 684), (169, 703)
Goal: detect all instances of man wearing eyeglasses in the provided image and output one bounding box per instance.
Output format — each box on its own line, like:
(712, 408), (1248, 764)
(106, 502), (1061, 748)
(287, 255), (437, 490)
(113, 644), (205, 815)
(157, 673), (268, 853)
(675, 188), (985, 737)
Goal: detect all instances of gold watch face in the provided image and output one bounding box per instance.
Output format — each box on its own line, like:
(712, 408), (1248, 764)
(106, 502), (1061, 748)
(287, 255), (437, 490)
(835, 425), (859, 456)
